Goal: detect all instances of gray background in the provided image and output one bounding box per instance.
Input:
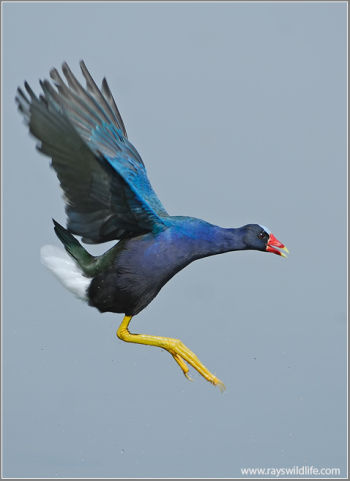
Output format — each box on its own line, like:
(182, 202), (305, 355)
(2, 1), (347, 478)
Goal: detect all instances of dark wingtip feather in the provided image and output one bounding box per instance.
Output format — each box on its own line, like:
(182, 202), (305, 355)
(49, 67), (58, 79)
(15, 87), (31, 122)
(61, 61), (76, 85)
(50, 67), (66, 88)
(101, 77), (128, 138)
(79, 60), (90, 83)
(24, 81), (36, 99)
(79, 59), (87, 71)
(16, 87), (28, 102)
(79, 60), (97, 92)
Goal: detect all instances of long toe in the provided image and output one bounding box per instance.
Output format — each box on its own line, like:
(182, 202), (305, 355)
(166, 339), (225, 390)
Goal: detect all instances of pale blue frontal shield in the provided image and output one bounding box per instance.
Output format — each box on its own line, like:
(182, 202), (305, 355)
(258, 224), (271, 235)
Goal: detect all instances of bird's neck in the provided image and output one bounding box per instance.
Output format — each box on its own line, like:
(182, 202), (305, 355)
(185, 225), (247, 261)
(217, 227), (247, 252)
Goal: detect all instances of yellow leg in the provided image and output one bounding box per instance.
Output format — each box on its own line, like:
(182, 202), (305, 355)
(117, 315), (225, 391)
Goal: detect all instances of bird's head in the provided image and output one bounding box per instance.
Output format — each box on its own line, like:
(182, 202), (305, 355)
(242, 224), (289, 258)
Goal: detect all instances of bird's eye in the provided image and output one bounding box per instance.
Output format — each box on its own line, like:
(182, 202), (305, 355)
(258, 231), (267, 240)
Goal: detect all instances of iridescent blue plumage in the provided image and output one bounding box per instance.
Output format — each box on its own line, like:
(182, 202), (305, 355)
(16, 61), (287, 388)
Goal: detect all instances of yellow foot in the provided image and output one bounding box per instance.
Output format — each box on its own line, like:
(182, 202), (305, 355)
(117, 315), (226, 391)
(167, 339), (226, 392)
(172, 353), (193, 381)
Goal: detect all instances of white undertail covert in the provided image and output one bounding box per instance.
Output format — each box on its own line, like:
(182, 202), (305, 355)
(40, 245), (91, 301)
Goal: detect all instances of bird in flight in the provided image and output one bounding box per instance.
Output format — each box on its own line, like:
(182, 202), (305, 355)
(16, 61), (288, 391)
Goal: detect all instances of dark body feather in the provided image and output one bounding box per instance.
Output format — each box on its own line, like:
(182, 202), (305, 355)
(88, 218), (254, 315)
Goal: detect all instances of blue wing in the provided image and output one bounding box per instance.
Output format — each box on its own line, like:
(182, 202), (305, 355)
(15, 61), (169, 243)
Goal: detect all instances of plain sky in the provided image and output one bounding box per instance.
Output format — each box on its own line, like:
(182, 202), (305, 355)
(2, 1), (347, 478)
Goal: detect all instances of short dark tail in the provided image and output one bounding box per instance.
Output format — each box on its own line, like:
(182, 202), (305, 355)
(53, 219), (96, 276)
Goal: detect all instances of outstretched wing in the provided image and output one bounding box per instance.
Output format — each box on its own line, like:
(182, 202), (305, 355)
(15, 61), (169, 243)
